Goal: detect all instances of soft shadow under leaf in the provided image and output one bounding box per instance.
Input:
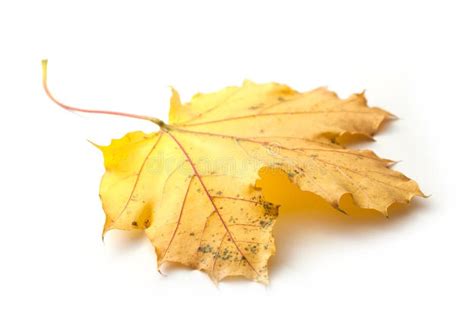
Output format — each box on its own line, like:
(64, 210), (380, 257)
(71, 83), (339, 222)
(256, 167), (388, 222)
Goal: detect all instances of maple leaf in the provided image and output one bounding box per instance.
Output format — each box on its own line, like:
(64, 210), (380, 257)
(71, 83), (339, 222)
(42, 60), (424, 284)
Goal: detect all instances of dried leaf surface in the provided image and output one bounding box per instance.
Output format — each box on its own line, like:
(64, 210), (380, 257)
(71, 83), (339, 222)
(98, 81), (423, 283)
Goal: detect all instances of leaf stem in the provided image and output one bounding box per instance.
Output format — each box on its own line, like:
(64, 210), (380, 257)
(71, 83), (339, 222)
(41, 60), (166, 127)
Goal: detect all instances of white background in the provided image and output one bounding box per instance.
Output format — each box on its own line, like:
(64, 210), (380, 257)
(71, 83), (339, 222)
(1, 0), (473, 314)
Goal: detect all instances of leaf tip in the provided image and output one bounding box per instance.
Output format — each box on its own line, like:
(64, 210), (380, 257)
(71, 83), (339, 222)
(87, 139), (104, 151)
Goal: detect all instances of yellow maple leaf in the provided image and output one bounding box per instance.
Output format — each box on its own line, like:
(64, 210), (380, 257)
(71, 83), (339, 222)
(42, 60), (424, 284)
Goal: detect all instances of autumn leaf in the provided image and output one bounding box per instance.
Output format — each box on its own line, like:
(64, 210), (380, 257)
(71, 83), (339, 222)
(42, 60), (424, 284)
